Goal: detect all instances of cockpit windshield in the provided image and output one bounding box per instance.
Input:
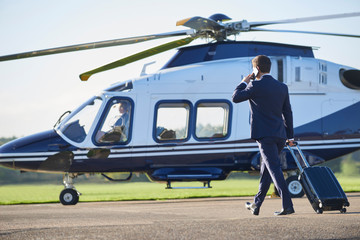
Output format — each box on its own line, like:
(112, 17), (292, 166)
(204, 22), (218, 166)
(57, 97), (103, 143)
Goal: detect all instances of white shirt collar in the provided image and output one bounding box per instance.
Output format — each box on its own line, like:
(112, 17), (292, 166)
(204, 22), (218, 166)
(258, 73), (271, 81)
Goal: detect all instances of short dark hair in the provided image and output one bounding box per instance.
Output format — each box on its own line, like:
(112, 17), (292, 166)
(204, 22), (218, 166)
(252, 55), (271, 73)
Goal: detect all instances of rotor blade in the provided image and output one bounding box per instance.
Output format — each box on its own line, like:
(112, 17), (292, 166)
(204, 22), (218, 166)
(251, 27), (360, 38)
(177, 16), (224, 31)
(248, 12), (360, 27)
(79, 37), (195, 81)
(0, 30), (194, 62)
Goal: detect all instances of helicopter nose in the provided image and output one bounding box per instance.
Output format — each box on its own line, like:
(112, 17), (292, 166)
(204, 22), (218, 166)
(0, 130), (74, 171)
(0, 138), (17, 169)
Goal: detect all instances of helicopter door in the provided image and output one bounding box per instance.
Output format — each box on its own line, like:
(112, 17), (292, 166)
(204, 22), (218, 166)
(147, 98), (191, 166)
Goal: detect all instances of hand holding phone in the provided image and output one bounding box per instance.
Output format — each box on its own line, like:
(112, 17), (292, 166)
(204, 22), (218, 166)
(250, 72), (255, 80)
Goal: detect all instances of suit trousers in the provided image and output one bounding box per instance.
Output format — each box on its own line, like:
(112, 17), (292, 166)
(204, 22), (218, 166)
(254, 137), (293, 209)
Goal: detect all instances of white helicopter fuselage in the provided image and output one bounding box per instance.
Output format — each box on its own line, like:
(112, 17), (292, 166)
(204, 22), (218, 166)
(63, 54), (359, 150)
(1, 41), (359, 183)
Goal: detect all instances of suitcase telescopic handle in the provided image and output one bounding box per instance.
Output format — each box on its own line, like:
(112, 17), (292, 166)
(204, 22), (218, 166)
(286, 141), (311, 172)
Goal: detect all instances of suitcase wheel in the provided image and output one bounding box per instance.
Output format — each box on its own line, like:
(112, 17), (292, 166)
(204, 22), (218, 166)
(340, 208), (347, 214)
(316, 209), (323, 214)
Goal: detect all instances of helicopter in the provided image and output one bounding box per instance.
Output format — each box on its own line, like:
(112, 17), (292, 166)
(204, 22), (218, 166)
(0, 13), (359, 205)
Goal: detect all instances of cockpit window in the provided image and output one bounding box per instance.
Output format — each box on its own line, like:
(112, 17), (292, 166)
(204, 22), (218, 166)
(58, 97), (102, 143)
(94, 98), (132, 145)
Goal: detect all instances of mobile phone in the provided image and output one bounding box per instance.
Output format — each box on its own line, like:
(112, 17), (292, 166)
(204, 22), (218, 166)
(250, 67), (258, 80)
(252, 67), (259, 78)
(250, 72), (255, 80)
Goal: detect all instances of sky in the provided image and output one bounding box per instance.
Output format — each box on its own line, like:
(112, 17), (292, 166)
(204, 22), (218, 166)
(0, 0), (359, 138)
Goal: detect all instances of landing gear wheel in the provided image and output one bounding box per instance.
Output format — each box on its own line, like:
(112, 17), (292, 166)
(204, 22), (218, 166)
(316, 209), (323, 214)
(340, 208), (347, 213)
(286, 175), (305, 198)
(60, 189), (79, 205)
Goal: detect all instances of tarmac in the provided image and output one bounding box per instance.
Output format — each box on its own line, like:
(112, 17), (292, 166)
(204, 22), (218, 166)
(1, 193), (360, 240)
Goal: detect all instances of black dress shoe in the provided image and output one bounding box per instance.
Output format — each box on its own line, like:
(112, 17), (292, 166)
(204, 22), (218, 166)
(274, 207), (295, 216)
(245, 202), (260, 215)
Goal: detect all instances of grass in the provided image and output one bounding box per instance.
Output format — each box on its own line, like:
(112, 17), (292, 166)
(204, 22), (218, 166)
(1, 176), (359, 205)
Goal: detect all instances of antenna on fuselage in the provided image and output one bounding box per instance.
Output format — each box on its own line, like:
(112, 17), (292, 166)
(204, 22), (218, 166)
(140, 61), (156, 76)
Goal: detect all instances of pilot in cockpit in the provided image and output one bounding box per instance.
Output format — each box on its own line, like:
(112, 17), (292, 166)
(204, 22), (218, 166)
(113, 101), (130, 139)
(96, 100), (130, 143)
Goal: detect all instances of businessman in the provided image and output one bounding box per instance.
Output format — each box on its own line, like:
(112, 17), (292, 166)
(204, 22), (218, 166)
(232, 55), (295, 216)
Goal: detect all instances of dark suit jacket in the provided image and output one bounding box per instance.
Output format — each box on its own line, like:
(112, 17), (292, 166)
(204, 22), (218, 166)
(232, 75), (294, 140)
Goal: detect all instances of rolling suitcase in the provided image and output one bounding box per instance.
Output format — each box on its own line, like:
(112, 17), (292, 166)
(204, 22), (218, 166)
(287, 142), (350, 214)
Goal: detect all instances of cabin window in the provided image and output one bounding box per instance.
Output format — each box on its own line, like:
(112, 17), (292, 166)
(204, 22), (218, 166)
(155, 102), (190, 141)
(95, 98), (132, 144)
(195, 101), (231, 140)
